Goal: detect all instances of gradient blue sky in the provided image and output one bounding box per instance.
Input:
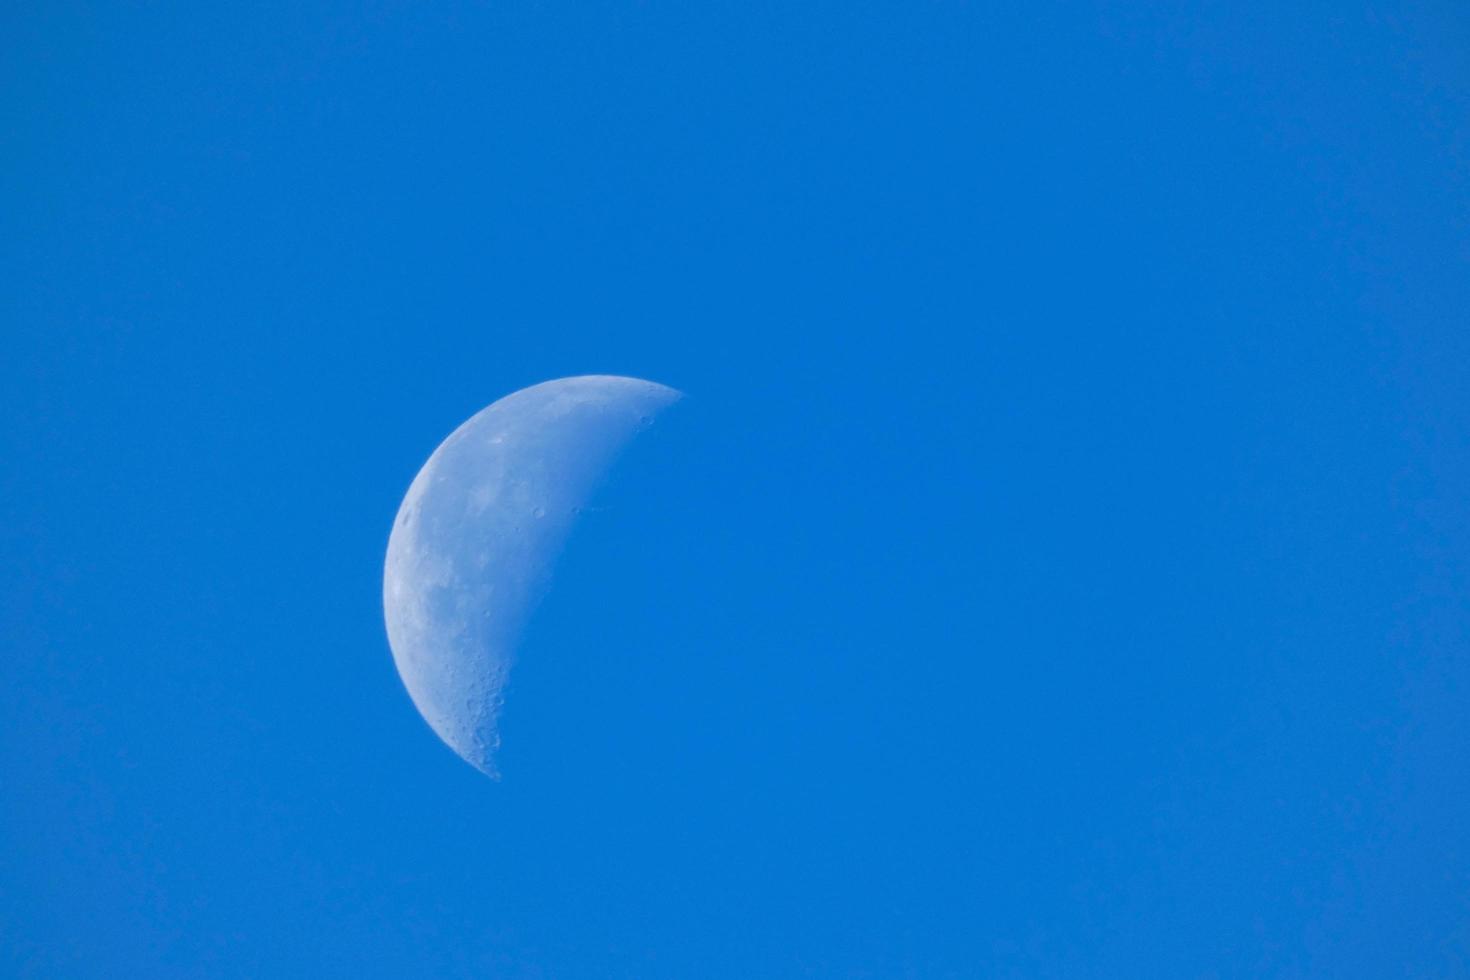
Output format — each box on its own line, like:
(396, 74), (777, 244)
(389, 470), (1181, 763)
(5, 2), (1470, 976)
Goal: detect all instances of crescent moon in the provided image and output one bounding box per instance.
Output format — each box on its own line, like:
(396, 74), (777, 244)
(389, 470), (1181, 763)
(383, 375), (681, 777)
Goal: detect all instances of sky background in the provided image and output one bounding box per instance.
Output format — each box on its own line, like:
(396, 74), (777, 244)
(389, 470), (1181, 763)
(4, 2), (1470, 976)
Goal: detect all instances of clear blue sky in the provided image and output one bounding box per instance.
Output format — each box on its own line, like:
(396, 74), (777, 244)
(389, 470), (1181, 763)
(5, 2), (1469, 976)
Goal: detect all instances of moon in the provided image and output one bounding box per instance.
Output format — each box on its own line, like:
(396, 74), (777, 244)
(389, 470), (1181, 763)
(383, 375), (681, 778)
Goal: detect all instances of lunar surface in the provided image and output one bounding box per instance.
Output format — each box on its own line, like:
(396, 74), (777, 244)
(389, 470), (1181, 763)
(383, 375), (681, 777)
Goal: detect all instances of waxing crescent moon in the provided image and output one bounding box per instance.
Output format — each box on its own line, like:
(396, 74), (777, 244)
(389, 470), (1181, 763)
(382, 375), (681, 777)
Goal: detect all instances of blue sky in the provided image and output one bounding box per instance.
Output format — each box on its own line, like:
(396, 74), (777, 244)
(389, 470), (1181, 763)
(5, 2), (1469, 976)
